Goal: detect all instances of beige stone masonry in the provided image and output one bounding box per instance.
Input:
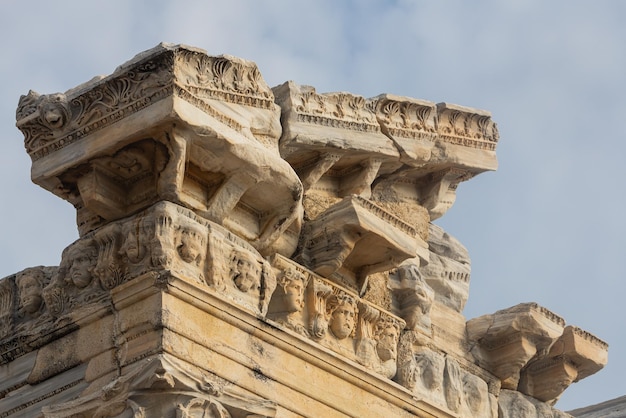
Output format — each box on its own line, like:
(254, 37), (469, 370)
(1, 43), (607, 417)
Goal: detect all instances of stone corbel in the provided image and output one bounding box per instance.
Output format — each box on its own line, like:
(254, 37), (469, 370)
(297, 152), (343, 191)
(465, 303), (565, 389)
(338, 157), (383, 198)
(517, 325), (608, 404)
(418, 168), (474, 221)
(300, 195), (418, 294)
(389, 260), (435, 334)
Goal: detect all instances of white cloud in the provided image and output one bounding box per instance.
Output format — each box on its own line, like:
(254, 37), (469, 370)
(1, 0), (624, 411)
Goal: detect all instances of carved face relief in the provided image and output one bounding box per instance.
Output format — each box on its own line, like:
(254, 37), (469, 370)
(281, 270), (306, 312)
(328, 297), (357, 340)
(231, 252), (260, 293)
(375, 325), (399, 361)
(39, 94), (69, 130)
(415, 350), (444, 390)
(462, 374), (484, 414)
(16, 269), (44, 315)
(70, 254), (95, 288)
(120, 226), (146, 263)
(65, 242), (97, 289)
(285, 280), (305, 310)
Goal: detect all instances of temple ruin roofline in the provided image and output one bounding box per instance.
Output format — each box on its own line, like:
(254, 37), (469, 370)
(1, 42), (607, 417)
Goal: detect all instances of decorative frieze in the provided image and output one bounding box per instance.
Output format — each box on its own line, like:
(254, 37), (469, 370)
(4, 43), (607, 418)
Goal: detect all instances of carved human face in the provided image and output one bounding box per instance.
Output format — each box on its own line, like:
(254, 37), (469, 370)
(70, 253), (94, 288)
(415, 352), (443, 390)
(330, 302), (356, 339)
(17, 271), (43, 314)
(376, 325), (398, 361)
(284, 278), (305, 312)
(233, 254), (259, 292)
(121, 228), (145, 263)
(462, 375), (483, 414)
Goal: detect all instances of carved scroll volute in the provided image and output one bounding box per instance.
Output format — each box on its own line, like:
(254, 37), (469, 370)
(306, 277), (332, 340)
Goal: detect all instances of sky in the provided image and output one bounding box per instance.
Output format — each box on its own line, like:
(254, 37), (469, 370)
(1, 0), (624, 412)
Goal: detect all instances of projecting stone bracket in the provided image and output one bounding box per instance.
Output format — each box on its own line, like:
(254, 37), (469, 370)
(299, 195), (427, 295)
(466, 303), (566, 389)
(518, 325), (608, 404)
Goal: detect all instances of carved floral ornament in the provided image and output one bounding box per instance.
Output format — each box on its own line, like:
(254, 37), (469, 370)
(4, 43), (609, 418)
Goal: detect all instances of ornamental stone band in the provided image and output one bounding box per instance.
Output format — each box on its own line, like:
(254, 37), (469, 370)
(0, 43), (606, 417)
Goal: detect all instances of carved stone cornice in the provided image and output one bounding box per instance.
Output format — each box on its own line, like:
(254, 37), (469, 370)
(518, 325), (608, 403)
(15, 43), (302, 257)
(436, 102), (499, 151)
(465, 302), (565, 389)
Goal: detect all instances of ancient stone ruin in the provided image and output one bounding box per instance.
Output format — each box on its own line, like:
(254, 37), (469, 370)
(1, 43), (607, 417)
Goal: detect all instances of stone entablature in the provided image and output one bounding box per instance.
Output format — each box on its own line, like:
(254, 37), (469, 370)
(2, 43), (607, 417)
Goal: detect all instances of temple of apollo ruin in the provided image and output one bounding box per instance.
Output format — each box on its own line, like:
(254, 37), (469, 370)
(0, 43), (608, 417)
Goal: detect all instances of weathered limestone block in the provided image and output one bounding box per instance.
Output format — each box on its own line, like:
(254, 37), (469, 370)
(394, 330), (498, 417)
(389, 259), (435, 334)
(274, 81), (397, 197)
(0, 202), (278, 370)
(371, 97), (498, 221)
(498, 389), (574, 418)
(6, 43), (605, 418)
(518, 325), (609, 404)
(422, 223), (470, 313)
(15, 43), (303, 257)
(466, 302), (566, 389)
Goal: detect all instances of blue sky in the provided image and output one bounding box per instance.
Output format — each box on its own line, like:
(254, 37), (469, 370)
(1, 1), (624, 411)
